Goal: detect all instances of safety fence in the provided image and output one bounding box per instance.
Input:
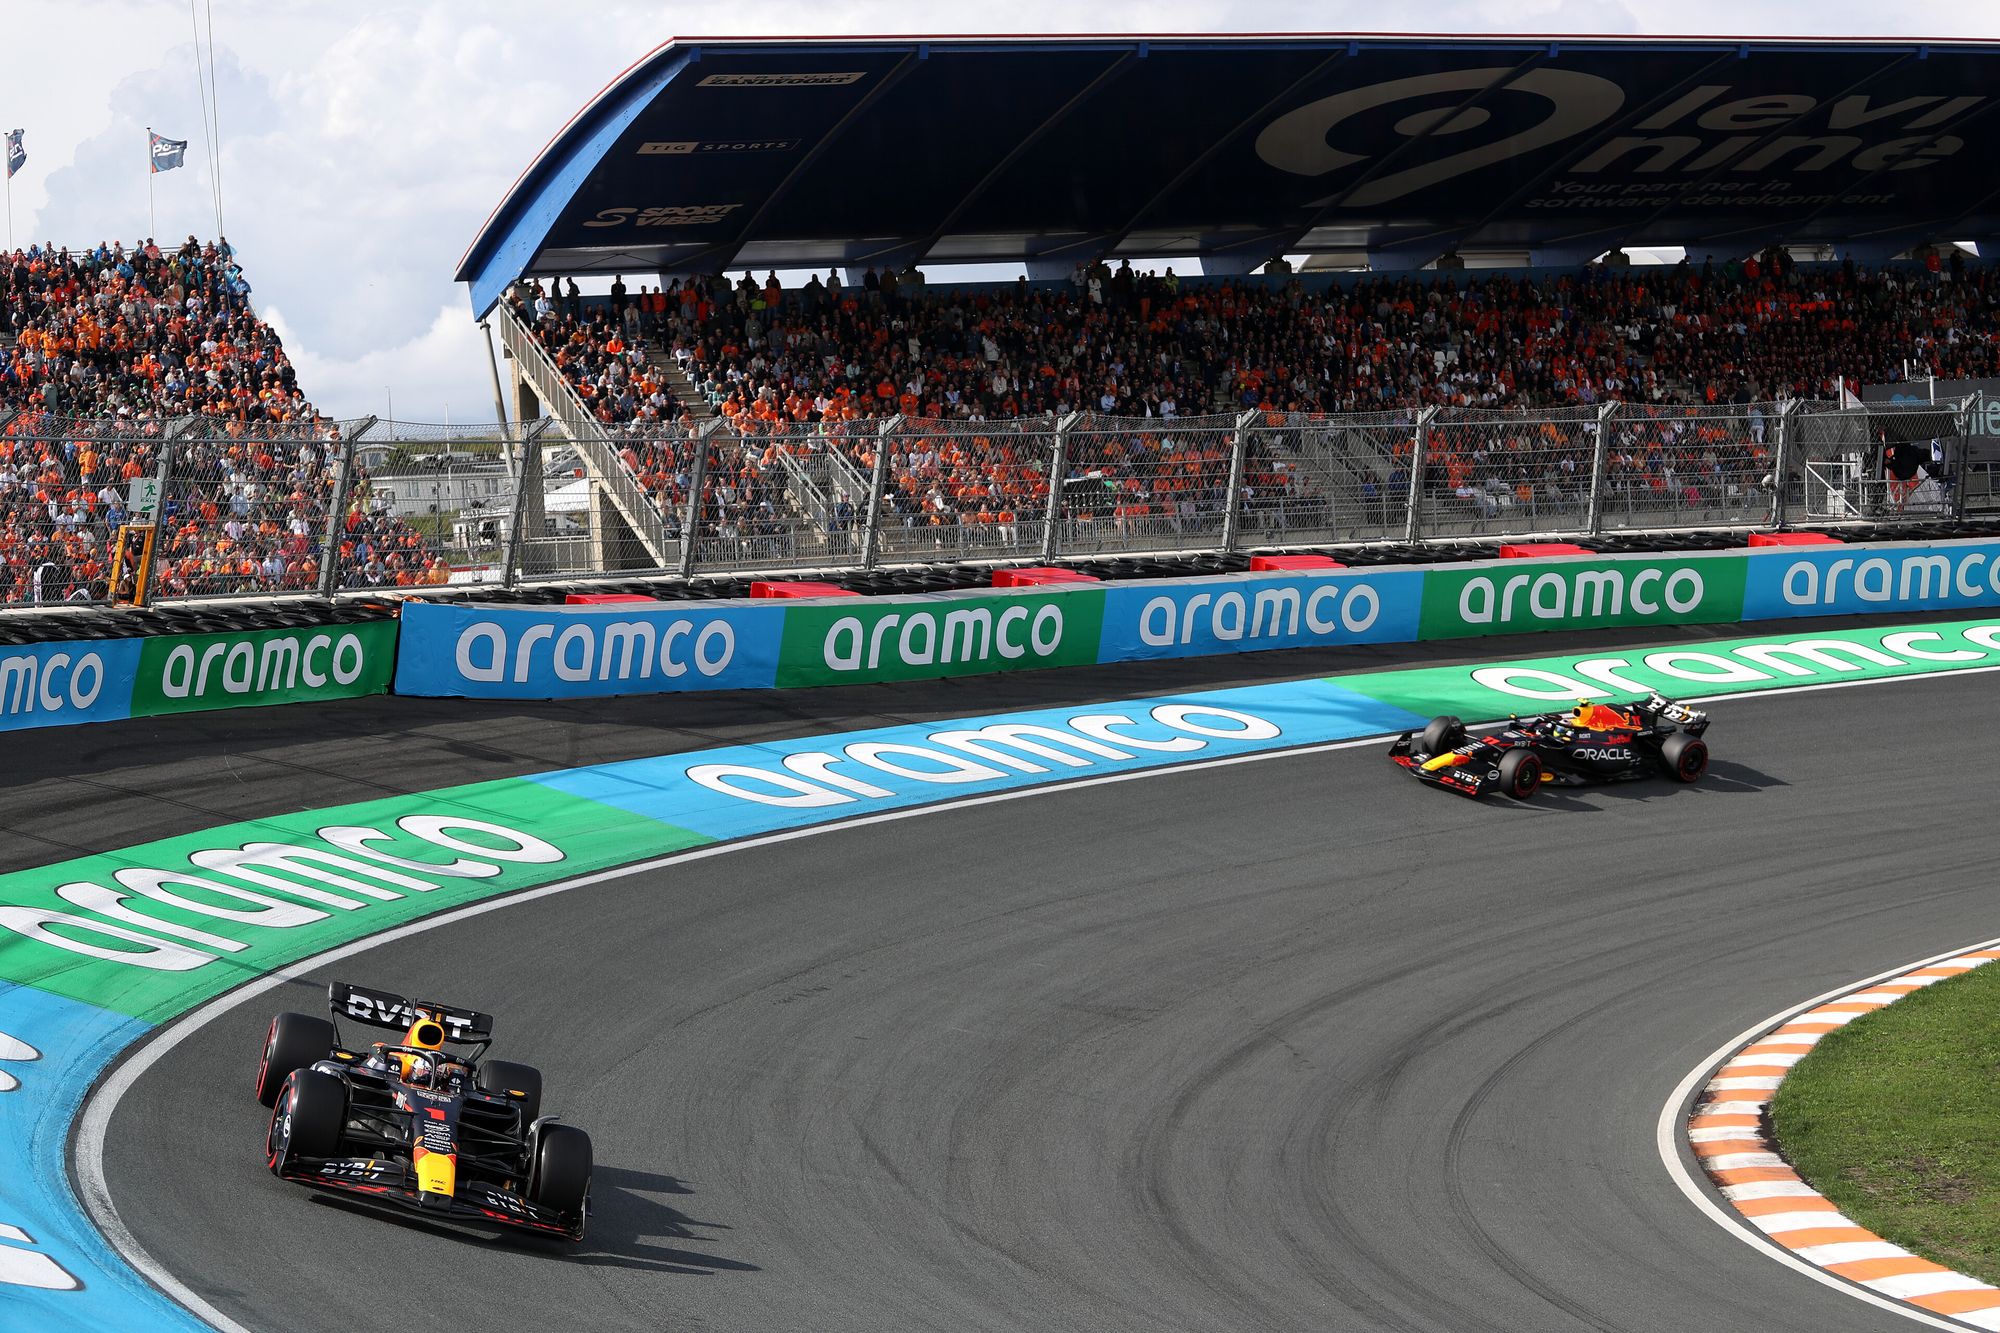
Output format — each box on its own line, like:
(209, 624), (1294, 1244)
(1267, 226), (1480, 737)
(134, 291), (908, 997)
(0, 396), (1986, 608)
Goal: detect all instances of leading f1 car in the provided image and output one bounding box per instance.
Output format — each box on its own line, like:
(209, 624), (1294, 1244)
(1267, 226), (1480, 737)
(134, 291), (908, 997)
(256, 981), (591, 1240)
(1388, 693), (1711, 798)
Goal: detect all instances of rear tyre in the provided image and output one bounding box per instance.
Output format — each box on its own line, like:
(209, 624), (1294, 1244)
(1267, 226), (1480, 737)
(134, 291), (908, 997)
(479, 1059), (544, 1127)
(256, 1012), (335, 1107)
(529, 1124), (593, 1232)
(1420, 715), (1467, 755)
(1661, 732), (1708, 783)
(1498, 749), (1542, 800)
(266, 1069), (346, 1173)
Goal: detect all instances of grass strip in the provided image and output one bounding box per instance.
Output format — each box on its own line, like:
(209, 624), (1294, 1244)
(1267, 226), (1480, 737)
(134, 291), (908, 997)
(1772, 963), (2000, 1283)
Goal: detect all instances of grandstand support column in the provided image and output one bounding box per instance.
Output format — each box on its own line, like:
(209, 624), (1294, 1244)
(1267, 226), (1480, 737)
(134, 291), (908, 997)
(479, 320), (511, 438)
(1045, 412), (1080, 563)
(1405, 406), (1436, 544)
(1769, 400), (1795, 528)
(1586, 401), (1616, 536)
(503, 418), (554, 588)
(1220, 410), (1257, 554)
(317, 416), (378, 600)
(679, 417), (723, 580)
(860, 415), (899, 571)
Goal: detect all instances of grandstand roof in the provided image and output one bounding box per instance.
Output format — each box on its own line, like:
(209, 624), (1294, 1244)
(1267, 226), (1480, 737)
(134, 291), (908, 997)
(457, 33), (2000, 312)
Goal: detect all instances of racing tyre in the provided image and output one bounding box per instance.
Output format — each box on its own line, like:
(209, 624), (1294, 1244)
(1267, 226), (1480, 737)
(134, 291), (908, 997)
(256, 1012), (335, 1107)
(528, 1124), (593, 1231)
(1498, 749), (1542, 800)
(1661, 732), (1708, 783)
(1420, 715), (1467, 755)
(266, 1069), (345, 1173)
(479, 1059), (544, 1127)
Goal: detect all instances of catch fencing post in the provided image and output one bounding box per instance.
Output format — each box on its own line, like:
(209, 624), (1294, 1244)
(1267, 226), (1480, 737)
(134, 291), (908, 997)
(316, 416), (376, 600)
(1404, 405), (1435, 544)
(139, 418), (196, 606)
(1952, 395), (1974, 522)
(1768, 399), (1793, 528)
(1586, 401), (1615, 536)
(501, 418), (551, 589)
(860, 415), (898, 570)
(678, 416), (722, 580)
(1044, 411), (1079, 563)
(1221, 410), (1256, 554)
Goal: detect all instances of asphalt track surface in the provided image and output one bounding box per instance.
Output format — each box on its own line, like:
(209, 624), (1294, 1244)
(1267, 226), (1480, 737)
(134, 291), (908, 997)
(12, 616), (1993, 1332)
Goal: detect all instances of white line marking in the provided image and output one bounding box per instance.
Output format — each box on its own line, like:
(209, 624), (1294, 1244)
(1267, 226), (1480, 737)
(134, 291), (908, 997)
(69, 655), (2000, 1330)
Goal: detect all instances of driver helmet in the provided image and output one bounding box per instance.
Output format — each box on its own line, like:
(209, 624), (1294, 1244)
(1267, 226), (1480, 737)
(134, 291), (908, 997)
(396, 1015), (448, 1086)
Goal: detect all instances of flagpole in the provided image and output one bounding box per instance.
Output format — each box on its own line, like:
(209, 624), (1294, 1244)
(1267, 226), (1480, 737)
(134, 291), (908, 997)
(146, 128), (155, 240)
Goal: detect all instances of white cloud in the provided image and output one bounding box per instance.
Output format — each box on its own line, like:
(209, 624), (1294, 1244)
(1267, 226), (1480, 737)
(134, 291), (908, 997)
(11, 1), (2000, 422)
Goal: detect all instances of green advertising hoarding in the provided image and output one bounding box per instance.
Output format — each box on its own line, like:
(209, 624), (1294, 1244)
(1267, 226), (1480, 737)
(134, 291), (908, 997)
(1416, 554), (1749, 639)
(131, 621), (398, 716)
(775, 587), (1106, 687)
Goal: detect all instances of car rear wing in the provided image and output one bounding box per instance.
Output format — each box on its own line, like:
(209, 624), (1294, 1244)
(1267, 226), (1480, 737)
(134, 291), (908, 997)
(328, 981), (494, 1044)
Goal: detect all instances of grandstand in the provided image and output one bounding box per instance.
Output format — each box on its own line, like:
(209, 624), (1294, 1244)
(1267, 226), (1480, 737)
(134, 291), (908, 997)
(456, 35), (2000, 578)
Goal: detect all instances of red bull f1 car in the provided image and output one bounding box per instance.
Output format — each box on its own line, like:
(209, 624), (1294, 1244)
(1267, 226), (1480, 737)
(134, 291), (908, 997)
(1388, 693), (1711, 799)
(256, 982), (591, 1241)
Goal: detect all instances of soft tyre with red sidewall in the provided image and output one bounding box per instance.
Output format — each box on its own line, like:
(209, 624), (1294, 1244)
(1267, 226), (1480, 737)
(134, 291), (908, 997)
(266, 1069), (346, 1174)
(255, 1012), (335, 1108)
(1661, 732), (1708, 783)
(1498, 749), (1542, 799)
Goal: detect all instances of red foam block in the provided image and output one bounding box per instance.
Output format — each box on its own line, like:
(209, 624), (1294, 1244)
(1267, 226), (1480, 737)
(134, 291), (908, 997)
(1248, 554), (1348, 571)
(1748, 531), (1843, 547)
(992, 567), (1102, 587)
(566, 593), (658, 604)
(750, 580), (859, 599)
(1499, 542), (1592, 558)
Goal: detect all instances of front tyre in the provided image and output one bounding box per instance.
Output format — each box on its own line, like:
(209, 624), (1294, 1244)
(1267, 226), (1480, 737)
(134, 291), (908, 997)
(528, 1123), (593, 1236)
(1420, 715), (1467, 755)
(1498, 749), (1542, 800)
(1660, 732), (1708, 783)
(256, 1012), (335, 1107)
(266, 1069), (346, 1174)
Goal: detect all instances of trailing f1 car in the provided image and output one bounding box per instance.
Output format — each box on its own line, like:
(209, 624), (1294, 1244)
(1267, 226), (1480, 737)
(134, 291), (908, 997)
(257, 981), (591, 1241)
(1388, 693), (1711, 799)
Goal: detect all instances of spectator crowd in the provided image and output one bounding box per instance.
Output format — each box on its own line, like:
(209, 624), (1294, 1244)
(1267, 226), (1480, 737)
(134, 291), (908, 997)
(511, 248), (1999, 550)
(0, 237), (448, 603)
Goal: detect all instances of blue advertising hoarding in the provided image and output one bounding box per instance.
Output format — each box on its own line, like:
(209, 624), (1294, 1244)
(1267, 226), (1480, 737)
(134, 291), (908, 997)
(393, 600), (785, 698)
(0, 639), (140, 732)
(1099, 568), (1424, 661)
(1742, 539), (2000, 619)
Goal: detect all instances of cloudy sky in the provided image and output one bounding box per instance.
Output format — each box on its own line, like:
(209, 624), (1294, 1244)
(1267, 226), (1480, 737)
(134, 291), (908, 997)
(7, 1), (1997, 425)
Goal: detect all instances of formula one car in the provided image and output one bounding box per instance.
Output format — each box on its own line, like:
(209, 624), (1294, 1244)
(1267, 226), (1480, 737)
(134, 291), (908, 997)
(256, 981), (590, 1241)
(1388, 693), (1711, 799)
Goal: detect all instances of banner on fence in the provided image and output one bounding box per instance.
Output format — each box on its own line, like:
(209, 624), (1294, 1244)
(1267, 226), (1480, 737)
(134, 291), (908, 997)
(0, 640), (143, 732)
(392, 600), (784, 698)
(773, 587), (1105, 687)
(1098, 569), (1423, 661)
(1741, 538), (2000, 619)
(131, 622), (398, 715)
(1416, 553), (1748, 638)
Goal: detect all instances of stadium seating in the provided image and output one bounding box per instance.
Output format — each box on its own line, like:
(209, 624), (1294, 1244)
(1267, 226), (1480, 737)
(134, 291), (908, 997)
(509, 254), (1997, 547)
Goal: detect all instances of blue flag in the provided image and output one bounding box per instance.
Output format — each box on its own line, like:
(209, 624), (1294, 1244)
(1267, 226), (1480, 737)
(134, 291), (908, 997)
(5, 130), (21, 179)
(148, 130), (187, 174)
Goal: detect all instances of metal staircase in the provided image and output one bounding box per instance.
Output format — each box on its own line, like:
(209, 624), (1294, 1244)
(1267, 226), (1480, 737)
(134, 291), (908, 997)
(490, 300), (675, 569)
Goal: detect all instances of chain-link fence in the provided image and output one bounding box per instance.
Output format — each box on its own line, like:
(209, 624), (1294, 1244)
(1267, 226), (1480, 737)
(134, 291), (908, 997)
(0, 397), (1980, 609)
(1053, 412), (1237, 556)
(1254, 409), (1415, 546)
